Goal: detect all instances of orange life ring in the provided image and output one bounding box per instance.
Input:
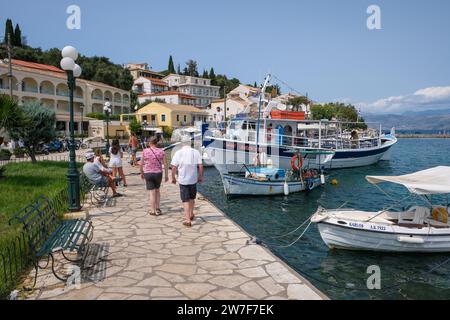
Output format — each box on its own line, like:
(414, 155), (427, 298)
(291, 154), (303, 171)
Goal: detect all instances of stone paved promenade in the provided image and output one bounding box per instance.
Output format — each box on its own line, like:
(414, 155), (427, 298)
(22, 162), (325, 300)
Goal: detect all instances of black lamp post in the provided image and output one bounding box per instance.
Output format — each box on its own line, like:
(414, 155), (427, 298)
(60, 46), (82, 212)
(104, 101), (112, 155)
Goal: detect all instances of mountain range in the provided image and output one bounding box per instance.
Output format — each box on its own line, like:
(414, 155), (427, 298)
(364, 108), (450, 131)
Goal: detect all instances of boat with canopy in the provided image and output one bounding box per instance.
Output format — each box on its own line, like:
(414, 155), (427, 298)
(311, 166), (450, 253)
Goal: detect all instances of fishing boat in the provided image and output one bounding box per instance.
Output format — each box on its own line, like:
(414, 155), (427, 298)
(203, 74), (397, 174)
(311, 166), (450, 253)
(222, 166), (326, 196)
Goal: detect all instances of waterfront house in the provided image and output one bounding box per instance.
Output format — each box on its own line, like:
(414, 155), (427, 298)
(137, 91), (196, 106)
(0, 59), (131, 136)
(207, 97), (247, 122)
(126, 62), (165, 80)
(124, 102), (208, 130)
(133, 76), (169, 95)
(163, 74), (220, 108)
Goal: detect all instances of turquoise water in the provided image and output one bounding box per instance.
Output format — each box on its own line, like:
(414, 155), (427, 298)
(198, 139), (450, 300)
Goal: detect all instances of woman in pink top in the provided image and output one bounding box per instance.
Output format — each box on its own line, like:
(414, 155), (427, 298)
(140, 137), (168, 216)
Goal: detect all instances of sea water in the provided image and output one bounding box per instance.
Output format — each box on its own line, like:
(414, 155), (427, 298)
(198, 139), (450, 300)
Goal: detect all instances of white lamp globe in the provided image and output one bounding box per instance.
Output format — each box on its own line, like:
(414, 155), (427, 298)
(62, 46), (78, 61)
(104, 101), (111, 108)
(60, 57), (75, 71)
(73, 64), (82, 78)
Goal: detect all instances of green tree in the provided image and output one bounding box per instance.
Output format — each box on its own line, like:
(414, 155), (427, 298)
(288, 96), (310, 111)
(0, 95), (23, 133)
(202, 69), (209, 79)
(209, 68), (216, 84)
(185, 60), (199, 77)
(167, 55), (176, 74)
(311, 102), (367, 129)
(14, 24), (22, 47)
(4, 19), (14, 45)
(128, 118), (142, 135)
(7, 102), (56, 163)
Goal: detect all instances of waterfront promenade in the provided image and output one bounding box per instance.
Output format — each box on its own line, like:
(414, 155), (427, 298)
(21, 161), (325, 300)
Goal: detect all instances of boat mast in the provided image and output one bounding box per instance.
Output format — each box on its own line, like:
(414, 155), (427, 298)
(255, 74), (271, 166)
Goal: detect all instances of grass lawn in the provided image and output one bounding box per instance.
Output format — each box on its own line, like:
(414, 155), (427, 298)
(0, 161), (84, 298)
(0, 161), (79, 243)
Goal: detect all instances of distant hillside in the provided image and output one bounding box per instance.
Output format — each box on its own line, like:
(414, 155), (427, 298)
(364, 109), (450, 131)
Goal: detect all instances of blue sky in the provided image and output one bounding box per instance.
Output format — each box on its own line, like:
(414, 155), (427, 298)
(2, 0), (450, 114)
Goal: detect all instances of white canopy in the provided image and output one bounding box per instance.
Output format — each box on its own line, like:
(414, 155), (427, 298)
(366, 166), (450, 195)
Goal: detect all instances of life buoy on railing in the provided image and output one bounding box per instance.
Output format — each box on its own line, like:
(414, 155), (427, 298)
(291, 154), (303, 171)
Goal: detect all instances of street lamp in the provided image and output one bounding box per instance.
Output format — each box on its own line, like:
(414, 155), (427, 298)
(104, 101), (112, 155)
(60, 45), (82, 212)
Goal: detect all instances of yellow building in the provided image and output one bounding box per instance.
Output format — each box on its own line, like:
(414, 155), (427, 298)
(124, 102), (208, 129)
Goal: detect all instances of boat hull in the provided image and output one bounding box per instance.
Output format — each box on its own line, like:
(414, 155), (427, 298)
(222, 175), (322, 196)
(316, 222), (450, 253)
(205, 137), (397, 174)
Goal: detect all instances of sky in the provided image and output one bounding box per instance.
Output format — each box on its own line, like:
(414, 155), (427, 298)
(2, 0), (450, 115)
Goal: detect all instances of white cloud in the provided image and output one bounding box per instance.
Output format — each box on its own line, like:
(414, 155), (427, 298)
(358, 86), (450, 115)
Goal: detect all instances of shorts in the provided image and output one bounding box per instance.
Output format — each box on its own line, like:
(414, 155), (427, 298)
(131, 148), (138, 155)
(180, 184), (197, 203)
(96, 176), (109, 188)
(144, 172), (163, 190)
(109, 159), (122, 168)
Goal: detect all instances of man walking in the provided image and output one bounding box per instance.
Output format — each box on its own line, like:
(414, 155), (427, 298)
(129, 133), (139, 167)
(171, 138), (203, 227)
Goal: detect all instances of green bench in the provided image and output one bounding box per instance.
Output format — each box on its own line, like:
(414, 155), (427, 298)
(9, 196), (94, 288)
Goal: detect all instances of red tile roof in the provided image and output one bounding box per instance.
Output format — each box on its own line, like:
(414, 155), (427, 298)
(11, 59), (65, 73)
(139, 91), (195, 100)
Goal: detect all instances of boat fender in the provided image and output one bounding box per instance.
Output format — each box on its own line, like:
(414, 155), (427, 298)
(284, 181), (290, 196)
(331, 179), (338, 186)
(397, 236), (425, 244)
(291, 154), (303, 171)
(320, 174), (326, 185)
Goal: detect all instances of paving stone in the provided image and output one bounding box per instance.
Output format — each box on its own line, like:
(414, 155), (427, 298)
(137, 276), (171, 287)
(208, 289), (250, 300)
(237, 266), (268, 278)
(265, 262), (302, 284)
(155, 264), (197, 276)
(150, 287), (183, 298)
(208, 275), (250, 289)
(238, 246), (276, 262)
(240, 281), (267, 299)
(258, 278), (285, 296)
(175, 283), (217, 299)
(287, 284), (323, 300)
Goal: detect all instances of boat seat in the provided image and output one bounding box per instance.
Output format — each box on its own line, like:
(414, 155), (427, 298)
(424, 218), (450, 229)
(399, 206), (430, 225)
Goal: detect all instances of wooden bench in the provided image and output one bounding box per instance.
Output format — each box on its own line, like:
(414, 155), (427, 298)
(9, 196), (94, 288)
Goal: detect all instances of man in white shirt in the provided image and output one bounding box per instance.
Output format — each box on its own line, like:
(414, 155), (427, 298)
(171, 139), (204, 227)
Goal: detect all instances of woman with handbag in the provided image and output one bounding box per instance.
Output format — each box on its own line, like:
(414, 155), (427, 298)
(140, 137), (168, 216)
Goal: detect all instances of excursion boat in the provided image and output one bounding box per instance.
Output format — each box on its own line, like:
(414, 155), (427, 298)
(202, 75), (397, 174)
(311, 166), (450, 253)
(221, 150), (333, 196)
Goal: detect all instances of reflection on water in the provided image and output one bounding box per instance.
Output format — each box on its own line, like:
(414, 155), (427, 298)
(198, 139), (450, 299)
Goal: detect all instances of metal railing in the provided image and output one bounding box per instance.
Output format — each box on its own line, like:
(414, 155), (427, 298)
(0, 155), (86, 168)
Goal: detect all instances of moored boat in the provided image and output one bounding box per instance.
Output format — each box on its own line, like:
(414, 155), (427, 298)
(311, 166), (450, 253)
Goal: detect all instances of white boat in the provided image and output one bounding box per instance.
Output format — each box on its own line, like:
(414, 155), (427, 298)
(203, 74), (397, 174)
(222, 167), (325, 196)
(311, 166), (450, 253)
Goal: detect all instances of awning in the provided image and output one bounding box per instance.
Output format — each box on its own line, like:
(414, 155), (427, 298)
(366, 166), (450, 195)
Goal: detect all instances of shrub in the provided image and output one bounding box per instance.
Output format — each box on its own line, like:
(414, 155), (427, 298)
(0, 149), (12, 160)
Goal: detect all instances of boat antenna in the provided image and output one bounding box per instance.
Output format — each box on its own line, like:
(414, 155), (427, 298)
(255, 74), (271, 166)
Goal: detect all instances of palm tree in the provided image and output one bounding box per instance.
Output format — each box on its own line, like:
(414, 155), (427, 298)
(0, 95), (22, 144)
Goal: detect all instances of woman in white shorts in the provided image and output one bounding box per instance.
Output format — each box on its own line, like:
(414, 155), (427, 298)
(109, 139), (127, 187)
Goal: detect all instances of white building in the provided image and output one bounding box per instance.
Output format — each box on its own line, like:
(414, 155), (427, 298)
(163, 74), (220, 108)
(206, 97), (247, 122)
(227, 84), (260, 101)
(126, 63), (164, 80)
(132, 76), (169, 95)
(0, 59), (131, 135)
(137, 91), (196, 106)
